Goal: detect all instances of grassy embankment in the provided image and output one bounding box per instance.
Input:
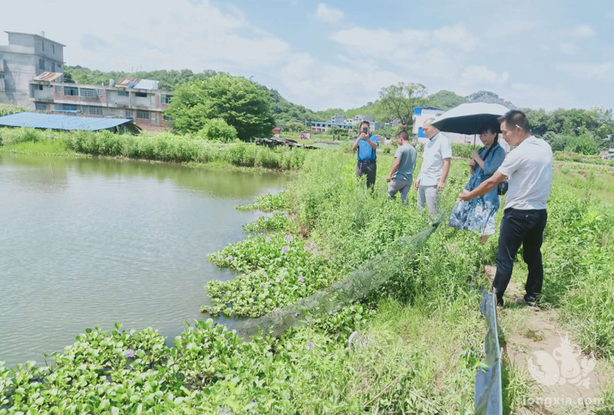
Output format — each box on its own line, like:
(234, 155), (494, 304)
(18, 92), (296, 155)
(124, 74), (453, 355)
(1, 134), (614, 413)
(0, 128), (307, 172)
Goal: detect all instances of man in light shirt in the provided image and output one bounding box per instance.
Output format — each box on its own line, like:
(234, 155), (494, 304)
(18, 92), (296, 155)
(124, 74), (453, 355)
(414, 119), (452, 216)
(459, 110), (553, 307)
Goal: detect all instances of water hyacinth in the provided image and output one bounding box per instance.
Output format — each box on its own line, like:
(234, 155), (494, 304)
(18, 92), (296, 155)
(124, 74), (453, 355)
(124, 349), (135, 359)
(281, 246), (289, 254)
(298, 275), (305, 284)
(285, 235), (293, 244)
(265, 236), (271, 243)
(226, 254), (234, 261)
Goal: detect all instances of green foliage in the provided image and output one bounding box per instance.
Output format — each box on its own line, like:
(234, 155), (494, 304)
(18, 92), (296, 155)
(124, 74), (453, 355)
(425, 90), (469, 109)
(527, 107), (614, 146)
(543, 131), (601, 155)
(236, 192), (289, 212)
(195, 118), (237, 143)
(165, 73), (275, 141)
(379, 83), (427, 127)
(0, 128), (308, 170)
(64, 66), (217, 91)
(0, 104), (27, 117)
(452, 143), (474, 158)
(204, 233), (337, 317)
(243, 213), (299, 234)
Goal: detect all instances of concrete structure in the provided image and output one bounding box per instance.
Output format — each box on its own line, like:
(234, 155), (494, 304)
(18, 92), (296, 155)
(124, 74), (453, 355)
(30, 74), (173, 130)
(0, 32), (64, 108)
(1, 31), (173, 131)
(412, 107), (445, 139)
(330, 113), (345, 124)
(310, 121), (353, 134)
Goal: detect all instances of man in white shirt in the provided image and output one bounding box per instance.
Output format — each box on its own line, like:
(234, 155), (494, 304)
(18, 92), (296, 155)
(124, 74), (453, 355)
(459, 110), (553, 307)
(414, 119), (452, 217)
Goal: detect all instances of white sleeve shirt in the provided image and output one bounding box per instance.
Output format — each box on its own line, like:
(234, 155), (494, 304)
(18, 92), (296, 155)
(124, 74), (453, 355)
(498, 136), (553, 210)
(417, 133), (452, 186)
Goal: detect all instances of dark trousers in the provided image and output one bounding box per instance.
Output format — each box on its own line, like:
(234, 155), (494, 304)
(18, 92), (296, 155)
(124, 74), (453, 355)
(356, 161), (376, 188)
(493, 208), (548, 302)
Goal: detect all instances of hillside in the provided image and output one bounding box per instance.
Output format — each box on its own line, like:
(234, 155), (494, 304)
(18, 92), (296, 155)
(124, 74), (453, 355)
(64, 66), (517, 127)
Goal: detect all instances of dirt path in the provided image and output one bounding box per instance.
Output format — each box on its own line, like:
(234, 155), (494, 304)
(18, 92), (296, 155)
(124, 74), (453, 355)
(483, 265), (610, 414)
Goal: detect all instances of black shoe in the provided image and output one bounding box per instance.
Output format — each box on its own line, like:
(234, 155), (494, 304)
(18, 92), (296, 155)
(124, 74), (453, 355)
(524, 294), (541, 306)
(496, 297), (504, 307)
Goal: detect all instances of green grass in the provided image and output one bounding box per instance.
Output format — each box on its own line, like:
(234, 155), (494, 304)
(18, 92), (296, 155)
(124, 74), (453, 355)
(0, 128), (309, 171)
(2, 146), (614, 413)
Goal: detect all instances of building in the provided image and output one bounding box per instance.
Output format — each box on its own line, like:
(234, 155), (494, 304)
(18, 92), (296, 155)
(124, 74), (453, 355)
(0, 31), (65, 108)
(412, 107), (445, 140)
(310, 121), (353, 134)
(30, 75), (173, 130)
(330, 113), (345, 124)
(1, 32), (173, 131)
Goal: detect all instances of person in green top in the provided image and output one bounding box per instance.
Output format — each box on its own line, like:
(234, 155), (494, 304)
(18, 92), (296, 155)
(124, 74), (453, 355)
(386, 130), (417, 206)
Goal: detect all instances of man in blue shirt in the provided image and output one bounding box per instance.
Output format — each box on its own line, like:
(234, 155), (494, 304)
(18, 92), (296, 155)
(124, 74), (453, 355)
(352, 121), (380, 188)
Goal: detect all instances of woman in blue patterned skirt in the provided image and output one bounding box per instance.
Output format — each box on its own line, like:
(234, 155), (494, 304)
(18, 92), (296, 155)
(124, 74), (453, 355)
(449, 120), (506, 243)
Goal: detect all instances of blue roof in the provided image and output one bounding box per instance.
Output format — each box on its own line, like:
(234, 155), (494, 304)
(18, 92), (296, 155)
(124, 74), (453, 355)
(413, 106), (444, 115)
(0, 112), (134, 131)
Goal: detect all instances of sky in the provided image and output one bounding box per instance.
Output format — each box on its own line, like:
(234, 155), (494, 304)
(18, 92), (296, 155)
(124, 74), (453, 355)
(2, 0), (613, 111)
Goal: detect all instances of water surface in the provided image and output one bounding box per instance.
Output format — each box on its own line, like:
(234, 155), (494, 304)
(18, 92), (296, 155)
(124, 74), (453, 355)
(0, 154), (289, 366)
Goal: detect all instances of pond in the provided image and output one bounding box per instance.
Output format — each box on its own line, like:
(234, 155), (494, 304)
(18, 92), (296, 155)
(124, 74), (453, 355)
(0, 154), (290, 367)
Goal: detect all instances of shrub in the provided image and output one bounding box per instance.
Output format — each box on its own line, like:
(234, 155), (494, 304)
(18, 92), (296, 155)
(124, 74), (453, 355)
(196, 118), (237, 143)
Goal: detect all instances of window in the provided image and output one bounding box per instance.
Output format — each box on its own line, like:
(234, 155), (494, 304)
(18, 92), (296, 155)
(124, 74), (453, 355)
(35, 103), (47, 111)
(33, 84), (43, 91)
(41, 41), (45, 52)
(97, 89), (104, 97)
(117, 90), (128, 97)
(161, 94), (172, 104)
(55, 85), (62, 93)
(65, 86), (78, 96)
(125, 110), (133, 119)
(39, 59), (45, 70)
(89, 106), (103, 115)
(0, 72), (4, 79)
(80, 88), (96, 98)
(135, 92), (147, 98)
(137, 110), (149, 119)
(163, 115), (172, 122)
(63, 104), (77, 111)
(51, 62), (55, 72)
(52, 44), (55, 54)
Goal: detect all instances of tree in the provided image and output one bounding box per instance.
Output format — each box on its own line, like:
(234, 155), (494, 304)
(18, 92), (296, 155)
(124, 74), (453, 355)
(165, 74), (275, 141)
(379, 83), (427, 129)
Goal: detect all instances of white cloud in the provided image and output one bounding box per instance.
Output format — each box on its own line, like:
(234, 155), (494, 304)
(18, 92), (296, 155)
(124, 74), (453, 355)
(315, 3), (344, 23)
(433, 23), (481, 52)
(559, 42), (578, 55)
(571, 25), (596, 38)
(0, 0), (290, 72)
(506, 83), (576, 110)
(556, 62), (614, 79)
(460, 66), (510, 86)
(279, 53), (403, 110)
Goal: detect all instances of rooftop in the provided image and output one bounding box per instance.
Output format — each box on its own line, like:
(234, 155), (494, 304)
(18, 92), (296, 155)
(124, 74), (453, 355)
(5, 31), (66, 47)
(0, 112), (135, 131)
(116, 78), (160, 90)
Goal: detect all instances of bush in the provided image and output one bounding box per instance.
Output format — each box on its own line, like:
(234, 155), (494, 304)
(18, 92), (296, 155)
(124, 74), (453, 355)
(196, 118), (237, 143)
(0, 104), (27, 117)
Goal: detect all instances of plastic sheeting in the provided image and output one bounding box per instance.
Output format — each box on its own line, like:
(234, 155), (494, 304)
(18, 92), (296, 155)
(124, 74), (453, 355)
(475, 291), (503, 415)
